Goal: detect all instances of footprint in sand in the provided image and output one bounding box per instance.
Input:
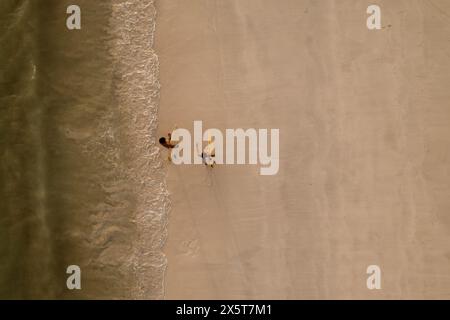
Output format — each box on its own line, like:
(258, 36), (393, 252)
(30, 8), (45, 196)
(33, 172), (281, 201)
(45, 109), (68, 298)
(180, 239), (200, 257)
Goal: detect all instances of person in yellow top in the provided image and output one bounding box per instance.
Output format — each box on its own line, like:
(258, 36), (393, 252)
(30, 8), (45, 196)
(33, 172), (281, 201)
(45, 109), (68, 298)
(197, 134), (216, 168)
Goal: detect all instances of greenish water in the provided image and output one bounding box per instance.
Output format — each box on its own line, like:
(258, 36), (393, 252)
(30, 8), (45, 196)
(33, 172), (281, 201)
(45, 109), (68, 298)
(0, 0), (167, 299)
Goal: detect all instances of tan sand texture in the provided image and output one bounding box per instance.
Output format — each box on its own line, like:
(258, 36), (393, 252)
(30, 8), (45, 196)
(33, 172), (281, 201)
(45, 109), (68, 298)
(156, 0), (450, 299)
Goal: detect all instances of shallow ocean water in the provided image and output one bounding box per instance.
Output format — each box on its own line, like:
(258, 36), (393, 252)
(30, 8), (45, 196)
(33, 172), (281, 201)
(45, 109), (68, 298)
(0, 0), (168, 299)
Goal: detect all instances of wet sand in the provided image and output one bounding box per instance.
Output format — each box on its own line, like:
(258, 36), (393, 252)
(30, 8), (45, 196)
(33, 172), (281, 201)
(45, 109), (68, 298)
(156, 0), (450, 299)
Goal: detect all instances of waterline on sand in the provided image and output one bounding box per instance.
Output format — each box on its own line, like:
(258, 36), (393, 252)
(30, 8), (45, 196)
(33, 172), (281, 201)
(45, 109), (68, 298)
(109, 0), (170, 299)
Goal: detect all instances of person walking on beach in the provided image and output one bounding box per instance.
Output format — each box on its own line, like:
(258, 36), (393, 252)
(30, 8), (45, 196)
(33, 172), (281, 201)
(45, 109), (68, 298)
(201, 151), (216, 168)
(159, 132), (178, 161)
(196, 143), (216, 168)
(159, 132), (177, 149)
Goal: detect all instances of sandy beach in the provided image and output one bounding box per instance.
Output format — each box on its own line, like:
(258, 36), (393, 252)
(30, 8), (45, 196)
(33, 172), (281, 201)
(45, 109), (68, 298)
(156, 0), (450, 299)
(1, 0), (449, 300)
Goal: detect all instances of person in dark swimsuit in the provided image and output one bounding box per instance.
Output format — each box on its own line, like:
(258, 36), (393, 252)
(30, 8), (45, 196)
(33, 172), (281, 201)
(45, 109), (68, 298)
(159, 133), (176, 149)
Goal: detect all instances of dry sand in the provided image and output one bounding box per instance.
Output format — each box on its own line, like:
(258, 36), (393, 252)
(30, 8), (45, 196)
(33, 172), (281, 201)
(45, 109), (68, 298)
(155, 0), (450, 299)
